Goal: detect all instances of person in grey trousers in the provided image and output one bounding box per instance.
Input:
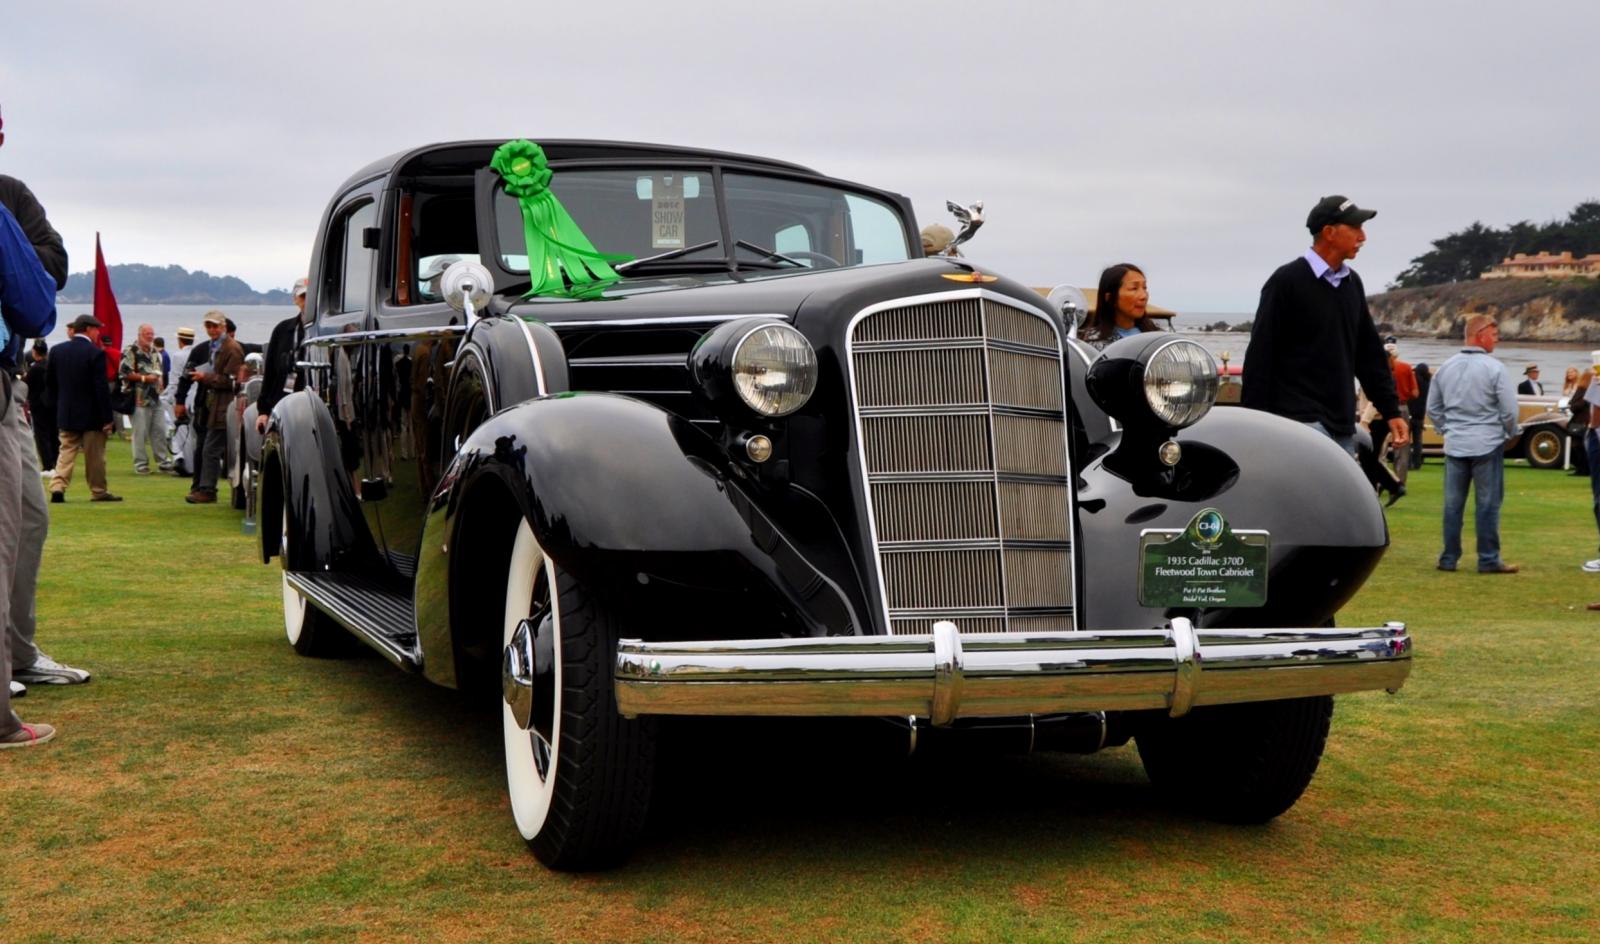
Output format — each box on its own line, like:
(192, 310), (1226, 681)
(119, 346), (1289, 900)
(121, 322), (171, 474)
(1, 101), (71, 746)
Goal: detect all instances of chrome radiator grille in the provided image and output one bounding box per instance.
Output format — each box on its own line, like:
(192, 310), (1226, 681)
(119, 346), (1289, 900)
(849, 295), (1075, 635)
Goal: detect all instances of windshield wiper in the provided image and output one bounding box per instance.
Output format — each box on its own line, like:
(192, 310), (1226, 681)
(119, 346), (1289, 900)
(734, 240), (805, 268)
(614, 239), (722, 274)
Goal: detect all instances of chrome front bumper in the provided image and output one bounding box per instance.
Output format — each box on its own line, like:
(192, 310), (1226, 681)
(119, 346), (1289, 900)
(614, 619), (1411, 723)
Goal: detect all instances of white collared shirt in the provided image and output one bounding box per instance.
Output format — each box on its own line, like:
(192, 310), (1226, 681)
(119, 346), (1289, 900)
(1303, 248), (1351, 288)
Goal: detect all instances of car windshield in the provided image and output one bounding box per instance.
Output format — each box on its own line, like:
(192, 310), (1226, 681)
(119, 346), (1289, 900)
(493, 168), (911, 275)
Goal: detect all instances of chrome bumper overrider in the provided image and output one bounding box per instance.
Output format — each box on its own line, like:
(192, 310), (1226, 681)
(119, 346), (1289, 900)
(614, 619), (1411, 723)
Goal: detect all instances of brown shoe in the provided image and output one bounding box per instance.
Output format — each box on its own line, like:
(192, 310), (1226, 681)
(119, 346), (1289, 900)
(185, 490), (217, 504)
(1479, 562), (1520, 574)
(90, 492), (123, 502)
(1587, 602), (1600, 611)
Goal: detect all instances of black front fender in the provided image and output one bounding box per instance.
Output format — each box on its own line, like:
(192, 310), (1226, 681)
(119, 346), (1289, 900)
(1077, 406), (1388, 630)
(416, 392), (862, 685)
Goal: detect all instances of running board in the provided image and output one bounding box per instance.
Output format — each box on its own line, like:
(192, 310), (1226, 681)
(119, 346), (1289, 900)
(285, 571), (420, 671)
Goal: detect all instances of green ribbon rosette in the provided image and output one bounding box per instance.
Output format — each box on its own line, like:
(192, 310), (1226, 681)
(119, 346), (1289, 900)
(490, 140), (631, 297)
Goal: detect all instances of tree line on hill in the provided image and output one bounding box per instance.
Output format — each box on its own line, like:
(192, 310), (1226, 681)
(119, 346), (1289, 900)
(1389, 200), (1600, 290)
(56, 263), (291, 305)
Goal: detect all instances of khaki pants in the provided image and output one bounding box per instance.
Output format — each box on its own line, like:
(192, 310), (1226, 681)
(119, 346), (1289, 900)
(51, 429), (109, 498)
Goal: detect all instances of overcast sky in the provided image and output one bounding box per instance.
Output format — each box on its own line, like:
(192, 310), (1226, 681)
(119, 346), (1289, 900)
(5, 1), (1596, 311)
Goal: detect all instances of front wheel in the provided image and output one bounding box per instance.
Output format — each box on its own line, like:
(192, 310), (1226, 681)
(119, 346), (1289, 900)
(502, 519), (656, 870)
(1136, 695), (1333, 823)
(1523, 425), (1564, 469)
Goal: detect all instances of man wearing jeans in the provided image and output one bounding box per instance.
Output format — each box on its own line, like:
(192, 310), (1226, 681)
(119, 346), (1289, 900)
(1427, 313), (1520, 574)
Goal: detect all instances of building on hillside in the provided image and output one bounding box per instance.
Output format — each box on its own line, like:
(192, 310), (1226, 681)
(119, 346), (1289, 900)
(1480, 251), (1600, 280)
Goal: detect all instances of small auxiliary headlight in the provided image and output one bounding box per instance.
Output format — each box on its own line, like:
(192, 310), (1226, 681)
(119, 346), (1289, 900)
(730, 323), (818, 417)
(744, 434), (774, 463)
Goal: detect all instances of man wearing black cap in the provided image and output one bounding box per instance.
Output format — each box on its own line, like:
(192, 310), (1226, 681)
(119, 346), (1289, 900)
(46, 314), (120, 502)
(1242, 195), (1409, 458)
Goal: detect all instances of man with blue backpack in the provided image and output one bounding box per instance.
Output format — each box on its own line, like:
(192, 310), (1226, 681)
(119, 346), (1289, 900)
(0, 103), (72, 748)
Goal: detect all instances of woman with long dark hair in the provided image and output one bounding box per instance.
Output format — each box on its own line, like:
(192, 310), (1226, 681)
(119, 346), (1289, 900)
(1081, 263), (1163, 349)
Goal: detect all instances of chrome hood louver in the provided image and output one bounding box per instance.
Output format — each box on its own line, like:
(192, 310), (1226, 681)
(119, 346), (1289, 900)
(847, 291), (1075, 635)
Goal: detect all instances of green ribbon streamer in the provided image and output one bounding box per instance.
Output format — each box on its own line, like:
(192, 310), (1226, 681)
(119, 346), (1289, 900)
(490, 140), (632, 297)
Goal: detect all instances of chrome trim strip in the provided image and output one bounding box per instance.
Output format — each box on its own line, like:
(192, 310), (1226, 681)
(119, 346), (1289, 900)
(304, 325), (466, 347)
(614, 621), (1412, 720)
(510, 316), (548, 396)
(549, 312), (792, 329)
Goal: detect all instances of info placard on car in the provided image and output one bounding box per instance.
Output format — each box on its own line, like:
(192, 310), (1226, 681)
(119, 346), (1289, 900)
(1138, 508), (1268, 607)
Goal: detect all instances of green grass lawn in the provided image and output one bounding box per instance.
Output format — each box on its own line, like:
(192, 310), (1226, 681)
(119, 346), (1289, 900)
(4, 457), (1599, 943)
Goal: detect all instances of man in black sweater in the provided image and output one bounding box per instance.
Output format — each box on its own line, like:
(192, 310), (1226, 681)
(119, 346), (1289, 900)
(1242, 195), (1409, 456)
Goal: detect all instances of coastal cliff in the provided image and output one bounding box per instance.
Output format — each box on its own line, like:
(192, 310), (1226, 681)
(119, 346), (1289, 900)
(1370, 278), (1600, 341)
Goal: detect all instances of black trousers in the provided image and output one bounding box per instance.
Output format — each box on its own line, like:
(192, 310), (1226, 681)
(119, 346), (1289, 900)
(31, 413), (57, 470)
(189, 423), (208, 490)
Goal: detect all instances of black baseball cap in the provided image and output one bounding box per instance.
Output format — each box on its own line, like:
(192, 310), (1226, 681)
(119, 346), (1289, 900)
(1307, 195), (1377, 234)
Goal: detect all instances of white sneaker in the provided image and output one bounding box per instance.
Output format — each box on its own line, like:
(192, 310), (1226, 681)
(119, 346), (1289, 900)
(1584, 559), (1600, 573)
(12, 653), (90, 685)
(7, 680), (24, 697)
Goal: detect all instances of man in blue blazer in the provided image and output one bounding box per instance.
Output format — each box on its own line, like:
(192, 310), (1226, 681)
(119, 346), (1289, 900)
(46, 314), (120, 502)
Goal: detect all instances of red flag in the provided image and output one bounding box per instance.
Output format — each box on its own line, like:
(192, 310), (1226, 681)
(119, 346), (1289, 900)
(93, 233), (123, 380)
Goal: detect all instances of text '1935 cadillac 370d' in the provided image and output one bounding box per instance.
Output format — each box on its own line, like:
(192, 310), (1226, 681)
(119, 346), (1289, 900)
(259, 138), (1412, 870)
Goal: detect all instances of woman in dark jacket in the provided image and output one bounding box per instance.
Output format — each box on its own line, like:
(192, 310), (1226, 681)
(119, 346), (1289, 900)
(1080, 263), (1164, 350)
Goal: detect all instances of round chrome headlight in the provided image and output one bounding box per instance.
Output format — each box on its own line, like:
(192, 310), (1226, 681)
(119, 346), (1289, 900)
(1143, 339), (1219, 427)
(1086, 334), (1220, 433)
(730, 323), (818, 417)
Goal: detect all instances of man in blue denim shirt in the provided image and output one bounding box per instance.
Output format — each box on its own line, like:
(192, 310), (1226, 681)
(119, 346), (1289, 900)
(1426, 313), (1521, 574)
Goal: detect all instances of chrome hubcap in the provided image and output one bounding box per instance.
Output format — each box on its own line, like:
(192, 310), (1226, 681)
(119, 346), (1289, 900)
(503, 618), (537, 731)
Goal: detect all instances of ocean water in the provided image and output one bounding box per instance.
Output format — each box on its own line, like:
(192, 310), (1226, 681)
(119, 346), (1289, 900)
(1174, 313), (1595, 381)
(41, 304), (1596, 388)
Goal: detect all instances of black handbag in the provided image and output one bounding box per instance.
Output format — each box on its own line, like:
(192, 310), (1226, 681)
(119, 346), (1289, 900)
(111, 377), (136, 415)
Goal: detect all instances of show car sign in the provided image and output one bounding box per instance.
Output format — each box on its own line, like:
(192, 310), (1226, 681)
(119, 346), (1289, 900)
(1138, 508), (1268, 607)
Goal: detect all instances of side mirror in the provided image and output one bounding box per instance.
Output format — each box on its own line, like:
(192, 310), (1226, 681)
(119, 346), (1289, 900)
(440, 260), (494, 323)
(1046, 284), (1091, 337)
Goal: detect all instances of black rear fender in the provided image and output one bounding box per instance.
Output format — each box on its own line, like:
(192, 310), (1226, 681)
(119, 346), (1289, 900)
(258, 390), (379, 571)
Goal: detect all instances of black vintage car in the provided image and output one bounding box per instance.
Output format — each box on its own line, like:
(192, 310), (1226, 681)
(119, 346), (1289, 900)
(260, 139), (1412, 870)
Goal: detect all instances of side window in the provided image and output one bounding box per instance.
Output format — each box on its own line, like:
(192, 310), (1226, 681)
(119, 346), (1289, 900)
(843, 194), (908, 265)
(774, 224), (812, 256)
(341, 201), (377, 314)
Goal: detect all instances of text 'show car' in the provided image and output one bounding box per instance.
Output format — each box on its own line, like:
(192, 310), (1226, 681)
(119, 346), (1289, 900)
(259, 139), (1413, 870)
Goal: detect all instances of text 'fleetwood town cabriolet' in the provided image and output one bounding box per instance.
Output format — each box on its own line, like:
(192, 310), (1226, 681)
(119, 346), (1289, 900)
(259, 138), (1412, 870)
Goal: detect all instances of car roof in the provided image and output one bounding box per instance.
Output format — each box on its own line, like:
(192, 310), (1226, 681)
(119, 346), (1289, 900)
(335, 139), (820, 194)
